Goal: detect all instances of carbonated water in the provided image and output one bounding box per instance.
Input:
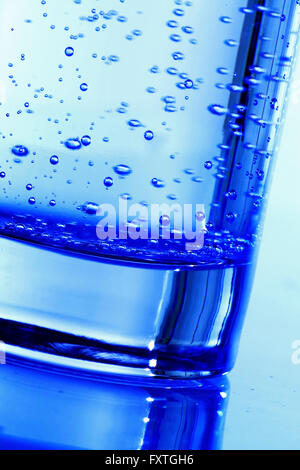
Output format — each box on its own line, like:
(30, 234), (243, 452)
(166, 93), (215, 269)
(0, 0), (298, 265)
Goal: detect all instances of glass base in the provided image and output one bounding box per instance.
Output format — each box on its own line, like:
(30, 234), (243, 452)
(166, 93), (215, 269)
(0, 236), (255, 377)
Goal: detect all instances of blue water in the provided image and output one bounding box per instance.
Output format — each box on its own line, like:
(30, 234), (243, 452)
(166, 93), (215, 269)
(0, 0), (298, 266)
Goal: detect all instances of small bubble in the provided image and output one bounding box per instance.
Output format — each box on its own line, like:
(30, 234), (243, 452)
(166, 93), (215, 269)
(208, 104), (228, 116)
(182, 25), (194, 34)
(172, 51), (185, 61)
(163, 96), (176, 104)
(146, 86), (156, 94)
(184, 169), (195, 175)
(151, 178), (165, 188)
(173, 8), (185, 17)
(65, 47), (74, 57)
(160, 215), (170, 226)
(81, 135), (91, 146)
(64, 138), (82, 150)
(170, 34), (182, 42)
(220, 16), (232, 23)
(50, 155), (59, 165)
(239, 7), (255, 14)
(192, 176), (204, 183)
(144, 130), (154, 141)
(166, 67), (178, 75)
(80, 83), (88, 91)
(196, 211), (205, 221)
(82, 201), (99, 214)
(204, 161), (213, 170)
(11, 145), (29, 157)
(184, 79), (193, 89)
(120, 193), (132, 200)
(150, 65), (160, 74)
(128, 119), (142, 128)
(104, 177), (113, 188)
(113, 164), (132, 176)
(217, 67), (229, 75)
(167, 20), (178, 28)
(224, 39), (239, 47)
(132, 29), (142, 37)
(108, 54), (119, 63)
(164, 104), (177, 113)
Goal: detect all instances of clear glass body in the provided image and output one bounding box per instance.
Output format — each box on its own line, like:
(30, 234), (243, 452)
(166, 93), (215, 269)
(0, 0), (299, 376)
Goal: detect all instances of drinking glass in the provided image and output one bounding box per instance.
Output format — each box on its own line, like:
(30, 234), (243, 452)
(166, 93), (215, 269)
(0, 0), (299, 377)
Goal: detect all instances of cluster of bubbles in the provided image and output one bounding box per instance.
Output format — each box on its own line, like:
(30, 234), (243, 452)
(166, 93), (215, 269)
(0, 0), (288, 263)
(3, 0), (235, 220)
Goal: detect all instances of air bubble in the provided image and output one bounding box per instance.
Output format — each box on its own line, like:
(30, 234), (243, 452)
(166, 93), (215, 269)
(80, 83), (88, 91)
(204, 161), (213, 170)
(12, 145), (29, 157)
(172, 51), (185, 60)
(160, 215), (170, 227)
(185, 79), (193, 89)
(65, 138), (82, 150)
(170, 34), (182, 42)
(208, 104), (228, 116)
(224, 39), (239, 47)
(65, 47), (74, 57)
(82, 202), (99, 214)
(113, 164), (132, 176)
(81, 135), (91, 146)
(50, 155), (59, 165)
(104, 177), (114, 187)
(220, 16), (232, 23)
(128, 119), (142, 128)
(151, 178), (165, 188)
(144, 130), (154, 141)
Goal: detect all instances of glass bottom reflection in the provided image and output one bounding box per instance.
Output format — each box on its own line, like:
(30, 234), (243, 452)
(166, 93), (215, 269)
(0, 354), (229, 450)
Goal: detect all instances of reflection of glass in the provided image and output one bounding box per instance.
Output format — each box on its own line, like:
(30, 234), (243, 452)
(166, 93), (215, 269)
(0, 358), (229, 450)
